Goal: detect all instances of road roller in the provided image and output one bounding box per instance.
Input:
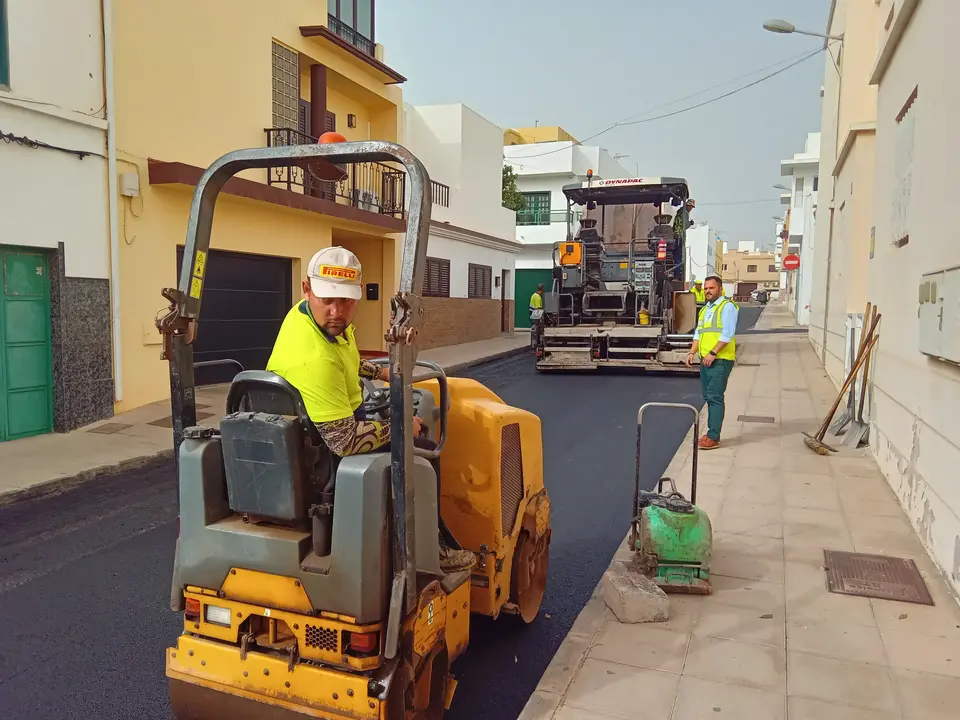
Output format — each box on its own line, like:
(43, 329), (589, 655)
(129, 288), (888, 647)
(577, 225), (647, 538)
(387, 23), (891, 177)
(155, 139), (551, 719)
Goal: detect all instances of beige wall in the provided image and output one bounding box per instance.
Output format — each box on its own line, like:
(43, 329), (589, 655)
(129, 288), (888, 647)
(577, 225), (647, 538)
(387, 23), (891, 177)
(720, 251), (780, 288)
(807, 0), (960, 595)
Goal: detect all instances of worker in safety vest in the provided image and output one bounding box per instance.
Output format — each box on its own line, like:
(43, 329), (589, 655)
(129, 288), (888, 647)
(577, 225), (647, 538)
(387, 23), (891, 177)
(685, 275), (739, 450)
(266, 246), (475, 571)
(690, 279), (706, 304)
(529, 283), (545, 349)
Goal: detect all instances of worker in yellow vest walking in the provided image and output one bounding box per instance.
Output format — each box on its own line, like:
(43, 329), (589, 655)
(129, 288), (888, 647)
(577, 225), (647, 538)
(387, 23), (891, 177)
(686, 275), (739, 450)
(529, 283), (545, 350)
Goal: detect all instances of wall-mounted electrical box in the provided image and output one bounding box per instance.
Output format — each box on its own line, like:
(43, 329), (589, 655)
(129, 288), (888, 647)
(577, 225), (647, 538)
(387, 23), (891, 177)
(119, 172), (140, 197)
(919, 266), (960, 364)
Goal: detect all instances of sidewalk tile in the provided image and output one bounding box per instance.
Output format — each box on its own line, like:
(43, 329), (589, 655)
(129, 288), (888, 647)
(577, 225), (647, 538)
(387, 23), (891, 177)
(517, 690), (562, 720)
(673, 676), (786, 720)
(564, 659), (679, 720)
(786, 652), (899, 713)
(787, 697), (899, 720)
(693, 601), (786, 647)
(785, 618), (886, 664)
(537, 635), (592, 695)
(588, 623), (689, 673)
(553, 707), (625, 720)
(684, 635), (787, 692)
(709, 575), (785, 612)
(894, 668), (960, 719)
(870, 596), (960, 637)
(880, 629), (960, 678)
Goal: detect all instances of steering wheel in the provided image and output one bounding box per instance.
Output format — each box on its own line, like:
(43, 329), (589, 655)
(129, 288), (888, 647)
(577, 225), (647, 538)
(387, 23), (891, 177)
(360, 377), (390, 416)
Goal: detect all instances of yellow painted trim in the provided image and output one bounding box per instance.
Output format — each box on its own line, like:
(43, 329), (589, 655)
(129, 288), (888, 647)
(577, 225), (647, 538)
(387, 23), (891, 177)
(167, 635), (379, 720)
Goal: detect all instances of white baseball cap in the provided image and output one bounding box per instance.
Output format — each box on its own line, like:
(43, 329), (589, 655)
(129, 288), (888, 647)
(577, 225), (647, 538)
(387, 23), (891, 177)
(306, 246), (363, 300)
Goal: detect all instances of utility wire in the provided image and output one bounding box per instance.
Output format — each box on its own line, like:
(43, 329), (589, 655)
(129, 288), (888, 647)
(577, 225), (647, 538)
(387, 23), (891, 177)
(0, 129), (105, 160)
(506, 45), (828, 164)
(697, 198), (782, 206)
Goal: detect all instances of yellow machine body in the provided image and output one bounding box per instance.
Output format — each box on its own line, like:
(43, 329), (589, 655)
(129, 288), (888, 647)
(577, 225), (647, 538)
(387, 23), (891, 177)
(165, 377), (550, 719)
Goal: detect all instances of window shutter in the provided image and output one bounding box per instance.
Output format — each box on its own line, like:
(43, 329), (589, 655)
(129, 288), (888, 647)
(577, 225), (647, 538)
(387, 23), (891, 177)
(299, 99), (312, 137)
(439, 259), (450, 297)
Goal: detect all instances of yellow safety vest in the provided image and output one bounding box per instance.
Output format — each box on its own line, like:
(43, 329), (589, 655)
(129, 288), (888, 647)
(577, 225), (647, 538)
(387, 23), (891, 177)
(266, 301), (363, 423)
(691, 287), (705, 303)
(529, 292), (543, 310)
(697, 297), (737, 361)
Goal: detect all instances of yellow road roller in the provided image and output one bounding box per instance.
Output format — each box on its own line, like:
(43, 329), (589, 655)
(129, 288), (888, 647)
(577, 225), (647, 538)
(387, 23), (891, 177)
(156, 139), (551, 719)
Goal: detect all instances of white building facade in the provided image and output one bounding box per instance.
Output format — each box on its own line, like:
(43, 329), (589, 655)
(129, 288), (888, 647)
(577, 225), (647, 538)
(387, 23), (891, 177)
(685, 224), (719, 285)
(503, 141), (629, 327)
(780, 132), (820, 325)
(403, 103), (520, 348)
(0, 0), (116, 439)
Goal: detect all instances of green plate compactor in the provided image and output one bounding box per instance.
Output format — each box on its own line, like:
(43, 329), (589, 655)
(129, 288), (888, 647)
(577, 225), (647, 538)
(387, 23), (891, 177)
(630, 402), (713, 594)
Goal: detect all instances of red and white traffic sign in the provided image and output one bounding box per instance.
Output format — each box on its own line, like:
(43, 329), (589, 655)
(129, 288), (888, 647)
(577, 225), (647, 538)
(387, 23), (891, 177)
(783, 254), (800, 271)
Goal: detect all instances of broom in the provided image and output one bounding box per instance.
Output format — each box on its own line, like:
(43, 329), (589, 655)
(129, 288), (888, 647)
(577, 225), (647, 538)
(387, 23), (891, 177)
(804, 334), (879, 455)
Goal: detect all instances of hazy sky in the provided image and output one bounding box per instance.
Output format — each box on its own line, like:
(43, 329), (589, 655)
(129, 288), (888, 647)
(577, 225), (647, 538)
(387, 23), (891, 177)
(377, 0), (831, 249)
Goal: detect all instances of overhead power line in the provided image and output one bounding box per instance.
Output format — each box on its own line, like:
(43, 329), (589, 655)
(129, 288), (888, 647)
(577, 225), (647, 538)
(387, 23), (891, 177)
(505, 45), (829, 164)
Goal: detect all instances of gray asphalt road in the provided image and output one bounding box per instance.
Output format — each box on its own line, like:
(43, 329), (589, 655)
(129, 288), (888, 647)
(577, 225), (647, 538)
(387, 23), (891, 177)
(0, 307), (760, 720)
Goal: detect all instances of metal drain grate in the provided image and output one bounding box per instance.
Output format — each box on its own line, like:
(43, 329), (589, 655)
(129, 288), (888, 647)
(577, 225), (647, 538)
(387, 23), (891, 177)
(823, 550), (934, 605)
(737, 415), (776, 423)
(87, 423), (133, 434)
(148, 412), (214, 428)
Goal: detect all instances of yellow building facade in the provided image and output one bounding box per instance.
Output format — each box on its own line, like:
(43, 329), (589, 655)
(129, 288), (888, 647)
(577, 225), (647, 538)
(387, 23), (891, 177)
(111, 0), (406, 412)
(503, 125), (580, 145)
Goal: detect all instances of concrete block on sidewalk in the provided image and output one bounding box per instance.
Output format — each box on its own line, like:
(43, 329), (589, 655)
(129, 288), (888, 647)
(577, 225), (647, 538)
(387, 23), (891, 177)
(602, 559), (670, 623)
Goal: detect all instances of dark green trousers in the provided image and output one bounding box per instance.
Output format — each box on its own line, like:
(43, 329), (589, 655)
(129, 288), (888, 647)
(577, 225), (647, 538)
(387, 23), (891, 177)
(700, 358), (734, 441)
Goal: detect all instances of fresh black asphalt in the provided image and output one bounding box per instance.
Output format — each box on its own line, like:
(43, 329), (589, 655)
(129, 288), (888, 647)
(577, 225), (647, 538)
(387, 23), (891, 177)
(0, 307), (760, 720)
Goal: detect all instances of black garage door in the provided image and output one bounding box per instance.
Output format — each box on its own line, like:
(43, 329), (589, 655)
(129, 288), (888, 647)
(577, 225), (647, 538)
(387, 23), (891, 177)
(176, 247), (292, 386)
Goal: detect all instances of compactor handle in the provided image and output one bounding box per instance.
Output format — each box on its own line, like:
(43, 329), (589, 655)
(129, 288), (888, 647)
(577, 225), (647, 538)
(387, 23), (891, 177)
(370, 358), (449, 458)
(635, 402), (701, 515)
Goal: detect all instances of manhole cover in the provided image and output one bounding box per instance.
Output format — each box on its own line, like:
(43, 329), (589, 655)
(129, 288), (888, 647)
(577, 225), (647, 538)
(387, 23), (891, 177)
(87, 422), (133, 435)
(736, 362), (760, 367)
(738, 415), (776, 423)
(148, 412), (214, 428)
(823, 550), (934, 605)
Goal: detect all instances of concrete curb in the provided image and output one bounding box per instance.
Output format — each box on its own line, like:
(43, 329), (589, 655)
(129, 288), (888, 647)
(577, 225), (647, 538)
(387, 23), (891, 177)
(517, 404), (707, 720)
(0, 348), (528, 509)
(0, 449), (175, 509)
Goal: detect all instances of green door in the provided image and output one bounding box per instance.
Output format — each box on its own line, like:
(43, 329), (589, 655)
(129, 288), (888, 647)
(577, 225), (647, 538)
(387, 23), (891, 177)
(0, 250), (54, 441)
(514, 269), (553, 329)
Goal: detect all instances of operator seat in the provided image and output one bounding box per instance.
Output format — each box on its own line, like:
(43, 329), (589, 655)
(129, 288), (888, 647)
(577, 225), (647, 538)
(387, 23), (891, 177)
(218, 370), (334, 531)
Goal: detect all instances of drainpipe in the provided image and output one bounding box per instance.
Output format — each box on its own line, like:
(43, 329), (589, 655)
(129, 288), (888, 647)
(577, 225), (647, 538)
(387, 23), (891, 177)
(102, 0), (123, 401)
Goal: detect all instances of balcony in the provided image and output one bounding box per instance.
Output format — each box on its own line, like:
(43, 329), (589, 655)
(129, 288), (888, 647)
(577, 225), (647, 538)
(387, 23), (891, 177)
(265, 127), (405, 220)
(327, 14), (375, 57)
(517, 210), (582, 227)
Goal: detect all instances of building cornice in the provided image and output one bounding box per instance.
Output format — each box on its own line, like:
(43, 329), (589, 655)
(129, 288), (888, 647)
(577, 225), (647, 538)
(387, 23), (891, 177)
(869, 0), (921, 85)
(431, 220), (522, 254)
(833, 122), (877, 177)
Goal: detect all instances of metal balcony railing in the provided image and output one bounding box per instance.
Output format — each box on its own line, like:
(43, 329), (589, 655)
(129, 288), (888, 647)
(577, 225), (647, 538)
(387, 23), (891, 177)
(264, 127), (405, 219)
(327, 14), (375, 56)
(516, 210), (582, 226)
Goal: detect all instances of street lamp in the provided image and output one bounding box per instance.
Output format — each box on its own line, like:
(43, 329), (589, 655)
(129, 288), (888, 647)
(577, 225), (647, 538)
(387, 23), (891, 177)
(762, 18), (843, 41)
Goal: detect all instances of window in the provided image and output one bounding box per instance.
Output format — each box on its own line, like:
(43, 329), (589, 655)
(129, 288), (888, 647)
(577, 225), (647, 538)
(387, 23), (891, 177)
(468, 263), (492, 299)
(517, 192), (551, 226)
(423, 257), (450, 297)
(892, 86), (918, 248)
(328, 0), (375, 54)
(271, 42), (300, 131)
(747, 265), (758, 273)
(793, 177), (804, 206)
(812, 176), (819, 192)
(768, 264), (777, 273)
(0, 1), (9, 88)
(722, 264), (727, 271)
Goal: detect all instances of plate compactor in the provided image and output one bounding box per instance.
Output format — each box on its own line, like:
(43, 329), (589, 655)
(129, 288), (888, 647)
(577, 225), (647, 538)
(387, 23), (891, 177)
(157, 140), (551, 719)
(630, 403), (713, 594)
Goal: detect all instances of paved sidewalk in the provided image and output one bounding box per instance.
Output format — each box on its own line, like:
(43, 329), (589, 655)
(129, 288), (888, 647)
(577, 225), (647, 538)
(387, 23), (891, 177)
(520, 304), (960, 720)
(0, 332), (528, 505)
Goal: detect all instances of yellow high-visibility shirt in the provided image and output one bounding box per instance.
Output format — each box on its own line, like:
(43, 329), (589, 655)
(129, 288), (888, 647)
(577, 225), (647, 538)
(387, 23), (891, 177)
(529, 292), (543, 310)
(266, 301), (363, 423)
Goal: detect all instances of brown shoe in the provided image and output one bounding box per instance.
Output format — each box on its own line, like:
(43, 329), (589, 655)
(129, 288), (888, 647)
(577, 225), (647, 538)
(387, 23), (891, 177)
(698, 436), (720, 450)
(440, 546), (476, 572)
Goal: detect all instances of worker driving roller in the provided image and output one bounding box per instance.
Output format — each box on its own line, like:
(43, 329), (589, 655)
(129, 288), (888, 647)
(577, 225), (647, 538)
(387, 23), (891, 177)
(266, 245), (475, 572)
(690, 278), (706, 305)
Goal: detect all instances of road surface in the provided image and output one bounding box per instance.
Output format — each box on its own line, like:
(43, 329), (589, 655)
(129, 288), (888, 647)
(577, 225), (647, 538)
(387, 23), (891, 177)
(0, 307), (761, 720)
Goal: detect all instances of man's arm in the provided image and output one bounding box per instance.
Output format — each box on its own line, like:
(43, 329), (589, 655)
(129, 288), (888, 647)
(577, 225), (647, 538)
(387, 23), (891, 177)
(317, 417), (390, 456)
(359, 359), (389, 382)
